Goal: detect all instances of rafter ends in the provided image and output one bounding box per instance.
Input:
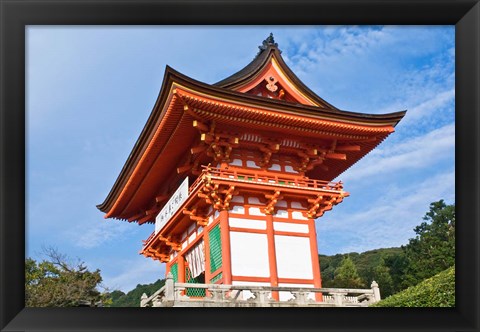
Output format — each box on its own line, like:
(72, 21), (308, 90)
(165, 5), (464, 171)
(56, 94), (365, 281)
(137, 215), (154, 224)
(128, 211), (146, 222)
(193, 120), (209, 132)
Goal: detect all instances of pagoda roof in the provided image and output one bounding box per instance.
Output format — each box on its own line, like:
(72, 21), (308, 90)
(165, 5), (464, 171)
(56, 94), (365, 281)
(214, 33), (338, 109)
(97, 36), (406, 222)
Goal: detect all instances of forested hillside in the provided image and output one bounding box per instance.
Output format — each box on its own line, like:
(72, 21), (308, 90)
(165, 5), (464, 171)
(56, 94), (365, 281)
(109, 278), (165, 307)
(320, 200), (455, 299)
(319, 247), (403, 297)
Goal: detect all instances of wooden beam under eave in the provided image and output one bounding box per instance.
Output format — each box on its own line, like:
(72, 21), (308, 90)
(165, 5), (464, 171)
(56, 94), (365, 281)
(193, 120), (209, 132)
(156, 195), (168, 203)
(325, 153), (347, 160)
(177, 164), (192, 174)
(138, 215), (154, 224)
(191, 145), (207, 154)
(335, 145), (361, 152)
(128, 211), (146, 222)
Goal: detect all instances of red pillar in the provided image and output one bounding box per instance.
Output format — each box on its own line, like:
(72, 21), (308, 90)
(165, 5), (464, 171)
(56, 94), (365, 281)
(219, 209), (232, 284)
(204, 229), (211, 283)
(266, 214), (279, 300)
(308, 218), (323, 301)
(178, 254), (186, 283)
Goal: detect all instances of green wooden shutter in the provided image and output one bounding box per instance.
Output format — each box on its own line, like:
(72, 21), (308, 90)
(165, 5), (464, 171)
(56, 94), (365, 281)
(209, 224), (222, 274)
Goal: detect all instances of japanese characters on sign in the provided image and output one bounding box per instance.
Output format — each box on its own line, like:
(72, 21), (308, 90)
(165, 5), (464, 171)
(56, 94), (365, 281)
(154, 177), (189, 234)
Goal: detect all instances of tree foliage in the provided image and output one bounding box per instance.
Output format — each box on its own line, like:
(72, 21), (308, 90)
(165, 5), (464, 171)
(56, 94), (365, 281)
(401, 200), (455, 288)
(371, 265), (455, 307)
(25, 247), (107, 307)
(108, 278), (165, 307)
(319, 200), (455, 299)
(319, 247), (401, 296)
(331, 256), (365, 288)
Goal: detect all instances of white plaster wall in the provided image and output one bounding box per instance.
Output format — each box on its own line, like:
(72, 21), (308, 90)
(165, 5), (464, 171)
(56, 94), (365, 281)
(248, 197), (261, 204)
(290, 201), (303, 209)
(246, 160), (260, 168)
(273, 222), (309, 233)
(229, 218), (266, 230)
(231, 205), (245, 214)
(276, 200), (288, 207)
(285, 165), (296, 173)
(292, 211), (308, 220)
(230, 159), (243, 166)
(275, 210), (288, 218)
(275, 235), (313, 279)
(269, 163), (281, 171)
(232, 196), (244, 203)
(248, 207), (264, 216)
(230, 232), (269, 278)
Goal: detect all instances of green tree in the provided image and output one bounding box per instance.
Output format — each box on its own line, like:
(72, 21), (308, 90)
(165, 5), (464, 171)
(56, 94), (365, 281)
(331, 256), (365, 288)
(25, 247), (108, 307)
(383, 251), (409, 293)
(402, 200), (455, 287)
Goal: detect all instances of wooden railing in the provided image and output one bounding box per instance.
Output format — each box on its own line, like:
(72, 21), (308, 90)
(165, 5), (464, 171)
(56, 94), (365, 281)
(190, 165), (345, 193)
(140, 273), (381, 308)
(142, 166), (346, 249)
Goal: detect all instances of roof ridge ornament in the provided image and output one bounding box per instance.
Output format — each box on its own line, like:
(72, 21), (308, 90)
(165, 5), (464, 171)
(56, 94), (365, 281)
(257, 33), (281, 56)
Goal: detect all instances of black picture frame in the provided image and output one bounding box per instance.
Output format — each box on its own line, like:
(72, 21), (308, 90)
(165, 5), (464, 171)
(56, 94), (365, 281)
(1, 1), (478, 331)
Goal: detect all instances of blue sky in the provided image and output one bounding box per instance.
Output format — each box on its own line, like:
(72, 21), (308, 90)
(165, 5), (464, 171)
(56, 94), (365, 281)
(26, 26), (455, 292)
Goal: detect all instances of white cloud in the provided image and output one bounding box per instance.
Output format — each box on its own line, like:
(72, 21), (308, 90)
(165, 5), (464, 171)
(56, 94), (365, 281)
(67, 220), (132, 249)
(102, 256), (165, 293)
(340, 123), (454, 182)
(318, 169), (455, 254)
(401, 89), (455, 125)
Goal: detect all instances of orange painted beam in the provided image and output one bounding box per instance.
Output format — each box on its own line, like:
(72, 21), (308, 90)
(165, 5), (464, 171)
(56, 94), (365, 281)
(335, 145), (361, 152)
(178, 254), (186, 283)
(266, 214), (279, 301)
(308, 218), (323, 302)
(219, 209), (232, 285)
(325, 153), (347, 160)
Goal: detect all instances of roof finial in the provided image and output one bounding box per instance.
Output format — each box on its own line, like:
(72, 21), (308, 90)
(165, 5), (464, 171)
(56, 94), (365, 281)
(258, 33), (280, 55)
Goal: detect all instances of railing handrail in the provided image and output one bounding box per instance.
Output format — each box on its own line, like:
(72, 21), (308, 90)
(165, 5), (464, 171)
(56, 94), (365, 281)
(142, 284), (166, 305)
(188, 165), (345, 196)
(141, 278), (381, 307)
(173, 283), (373, 295)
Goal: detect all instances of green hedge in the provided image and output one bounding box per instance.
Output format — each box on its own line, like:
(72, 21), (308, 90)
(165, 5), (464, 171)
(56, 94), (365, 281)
(371, 265), (455, 307)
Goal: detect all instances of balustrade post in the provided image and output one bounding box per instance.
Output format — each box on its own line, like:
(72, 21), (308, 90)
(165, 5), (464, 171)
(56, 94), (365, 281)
(140, 293), (148, 307)
(165, 272), (175, 302)
(333, 292), (346, 307)
(258, 290), (269, 306)
(371, 281), (381, 302)
(296, 291), (307, 305)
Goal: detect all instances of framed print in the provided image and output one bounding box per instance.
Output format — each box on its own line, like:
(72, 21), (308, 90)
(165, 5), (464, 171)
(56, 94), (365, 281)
(1, 1), (479, 331)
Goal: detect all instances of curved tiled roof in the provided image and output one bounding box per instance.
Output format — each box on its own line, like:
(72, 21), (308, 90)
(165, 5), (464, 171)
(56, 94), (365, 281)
(96, 36), (406, 222)
(214, 34), (339, 110)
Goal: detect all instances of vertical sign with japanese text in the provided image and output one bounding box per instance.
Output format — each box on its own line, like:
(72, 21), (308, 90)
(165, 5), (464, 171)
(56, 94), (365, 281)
(155, 177), (189, 234)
